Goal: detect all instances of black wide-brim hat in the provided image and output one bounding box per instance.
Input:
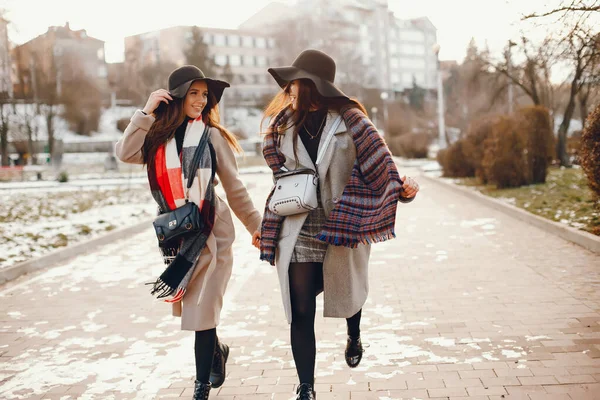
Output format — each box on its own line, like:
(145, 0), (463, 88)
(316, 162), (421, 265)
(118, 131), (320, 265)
(168, 65), (230, 104)
(268, 49), (349, 99)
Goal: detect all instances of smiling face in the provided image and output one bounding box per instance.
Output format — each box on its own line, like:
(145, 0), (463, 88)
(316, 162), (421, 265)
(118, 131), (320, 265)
(184, 80), (209, 119)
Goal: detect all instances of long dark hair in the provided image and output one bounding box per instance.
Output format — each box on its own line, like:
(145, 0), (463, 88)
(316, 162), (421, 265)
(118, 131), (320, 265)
(143, 89), (241, 170)
(261, 79), (368, 165)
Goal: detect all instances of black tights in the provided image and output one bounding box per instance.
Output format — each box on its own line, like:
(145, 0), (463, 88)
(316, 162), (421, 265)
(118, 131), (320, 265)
(194, 328), (217, 383)
(289, 262), (362, 385)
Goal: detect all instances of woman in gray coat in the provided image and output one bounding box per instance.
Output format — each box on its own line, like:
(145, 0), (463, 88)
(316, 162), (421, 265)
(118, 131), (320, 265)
(259, 50), (419, 400)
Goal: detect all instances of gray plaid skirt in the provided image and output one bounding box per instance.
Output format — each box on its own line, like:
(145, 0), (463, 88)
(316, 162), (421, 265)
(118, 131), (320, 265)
(291, 199), (328, 263)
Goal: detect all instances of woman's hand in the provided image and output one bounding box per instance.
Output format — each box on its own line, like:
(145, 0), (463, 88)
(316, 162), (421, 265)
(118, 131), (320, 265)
(252, 231), (261, 249)
(401, 176), (419, 198)
(142, 89), (173, 115)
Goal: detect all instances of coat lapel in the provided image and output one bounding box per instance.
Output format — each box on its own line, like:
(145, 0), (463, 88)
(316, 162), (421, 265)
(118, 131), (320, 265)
(316, 111), (346, 179)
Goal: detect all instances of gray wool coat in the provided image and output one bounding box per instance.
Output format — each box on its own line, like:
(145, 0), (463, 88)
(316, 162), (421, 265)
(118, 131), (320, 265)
(273, 110), (413, 324)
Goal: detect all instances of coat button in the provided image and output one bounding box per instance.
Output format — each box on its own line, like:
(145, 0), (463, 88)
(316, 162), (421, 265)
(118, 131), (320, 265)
(332, 197), (339, 203)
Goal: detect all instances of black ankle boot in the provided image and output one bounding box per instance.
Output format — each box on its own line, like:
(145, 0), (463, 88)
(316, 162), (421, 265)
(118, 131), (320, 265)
(345, 336), (364, 368)
(209, 340), (229, 388)
(296, 383), (316, 400)
(192, 380), (211, 400)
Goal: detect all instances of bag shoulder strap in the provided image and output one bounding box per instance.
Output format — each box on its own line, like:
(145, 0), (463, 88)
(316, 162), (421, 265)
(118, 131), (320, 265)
(315, 115), (343, 166)
(186, 124), (210, 191)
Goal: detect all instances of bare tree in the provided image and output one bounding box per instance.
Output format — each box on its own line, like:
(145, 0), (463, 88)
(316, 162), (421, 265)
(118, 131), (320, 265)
(184, 26), (216, 75)
(0, 96), (9, 166)
(523, 0), (600, 19)
(487, 36), (556, 108)
(554, 26), (600, 166)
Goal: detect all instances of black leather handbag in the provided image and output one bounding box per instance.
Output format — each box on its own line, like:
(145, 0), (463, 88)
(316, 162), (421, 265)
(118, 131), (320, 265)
(153, 125), (209, 248)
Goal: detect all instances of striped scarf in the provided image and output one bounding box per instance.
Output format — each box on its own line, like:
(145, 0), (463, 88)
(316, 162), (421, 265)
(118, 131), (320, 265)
(259, 107), (404, 266)
(147, 118), (216, 303)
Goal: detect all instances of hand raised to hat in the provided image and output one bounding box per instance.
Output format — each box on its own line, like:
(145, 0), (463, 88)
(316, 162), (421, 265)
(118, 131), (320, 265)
(142, 89), (173, 115)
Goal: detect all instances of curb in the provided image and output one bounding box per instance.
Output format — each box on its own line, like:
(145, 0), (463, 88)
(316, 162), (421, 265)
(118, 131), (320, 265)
(420, 174), (600, 255)
(0, 217), (154, 286)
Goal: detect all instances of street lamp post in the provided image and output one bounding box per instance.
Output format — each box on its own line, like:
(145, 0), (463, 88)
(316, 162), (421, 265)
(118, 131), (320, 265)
(371, 106), (378, 128)
(433, 44), (446, 149)
(380, 91), (389, 136)
(506, 40), (517, 114)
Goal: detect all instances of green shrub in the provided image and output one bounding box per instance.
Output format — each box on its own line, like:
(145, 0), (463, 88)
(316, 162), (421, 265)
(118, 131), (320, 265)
(57, 171), (69, 183)
(481, 115), (528, 188)
(117, 118), (130, 133)
(389, 132), (431, 159)
(580, 103), (600, 200)
(463, 117), (495, 183)
(438, 139), (475, 178)
(516, 106), (554, 184)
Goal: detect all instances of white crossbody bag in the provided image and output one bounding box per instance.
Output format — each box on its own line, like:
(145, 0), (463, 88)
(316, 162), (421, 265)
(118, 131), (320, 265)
(268, 115), (343, 216)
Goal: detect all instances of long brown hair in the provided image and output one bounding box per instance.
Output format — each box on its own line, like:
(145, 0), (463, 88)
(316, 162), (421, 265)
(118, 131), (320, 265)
(261, 79), (368, 165)
(143, 89), (242, 170)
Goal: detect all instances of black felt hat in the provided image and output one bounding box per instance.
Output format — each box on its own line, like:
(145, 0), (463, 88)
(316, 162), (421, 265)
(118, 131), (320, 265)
(168, 65), (230, 104)
(268, 49), (348, 99)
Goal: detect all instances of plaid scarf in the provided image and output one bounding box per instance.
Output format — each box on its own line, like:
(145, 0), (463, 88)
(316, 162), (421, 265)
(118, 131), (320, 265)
(147, 118), (216, 303)
(259, 107), (404, 265)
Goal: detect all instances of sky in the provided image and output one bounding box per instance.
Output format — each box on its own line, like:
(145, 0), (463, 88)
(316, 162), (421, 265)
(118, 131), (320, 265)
(2, 0), (575, 64)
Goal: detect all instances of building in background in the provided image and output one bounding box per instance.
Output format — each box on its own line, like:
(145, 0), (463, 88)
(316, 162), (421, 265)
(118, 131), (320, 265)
(12, 22), (108, 99)
(241, 0), (438, 96)
(0, 16), (13, 98)
(124, 26), (276, 106)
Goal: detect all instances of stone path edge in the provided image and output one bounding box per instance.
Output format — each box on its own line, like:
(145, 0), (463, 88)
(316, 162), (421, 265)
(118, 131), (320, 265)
(420, 174), (600, 255)
(0, 217), (155, 285)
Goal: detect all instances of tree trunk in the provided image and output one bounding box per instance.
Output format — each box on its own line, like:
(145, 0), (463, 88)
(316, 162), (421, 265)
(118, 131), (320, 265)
(0, 104), (9, 167)
(578, 85), (590, 128)
(557, 90), (578, 167)
(46, 109), (54, 162)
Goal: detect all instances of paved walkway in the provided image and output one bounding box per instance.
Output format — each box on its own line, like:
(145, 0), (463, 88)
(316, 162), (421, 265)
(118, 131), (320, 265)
(1, 170), (599, 400)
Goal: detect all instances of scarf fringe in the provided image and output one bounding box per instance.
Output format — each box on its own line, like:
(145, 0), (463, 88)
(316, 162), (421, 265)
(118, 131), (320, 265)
(164, 288), (185, 303)
(146, 278), (176, 299)
(315, 229), (396, 248)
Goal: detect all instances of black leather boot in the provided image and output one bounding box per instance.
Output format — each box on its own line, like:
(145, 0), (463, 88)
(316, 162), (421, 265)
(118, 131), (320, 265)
(296, 383), (316, 400)
(192, 380), (211, 400)
(345, 336), (364, 368)
(209, 340), (229, 388)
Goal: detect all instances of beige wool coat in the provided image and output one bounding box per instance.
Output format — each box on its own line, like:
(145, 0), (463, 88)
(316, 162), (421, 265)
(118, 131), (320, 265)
(115, 110), (262, 331)
(274, 110), (414, 324)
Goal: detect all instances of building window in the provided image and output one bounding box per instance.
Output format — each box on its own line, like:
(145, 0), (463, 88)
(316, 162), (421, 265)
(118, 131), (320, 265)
(228, 35), (240, 47)
(214, 34), (226, 47)
(267, 38), (276, 48)
(243, 55), (254, 66)
(391, 57), (399, 68)
(400, 30), (425, 42)
(399, 58), (426, 69)
(391, 73), (400, 84)
(400, 43), (425, 56)
(203, 33), (213, 45)
(98, 65), (107, 78)
(229, 54), (241, 66)
(255, 37), (266, 48)
(256, 55), (267, 67)
(214, 54), (227, 66)
(97, 48), (104, 61)
(242, 36), (254, 47)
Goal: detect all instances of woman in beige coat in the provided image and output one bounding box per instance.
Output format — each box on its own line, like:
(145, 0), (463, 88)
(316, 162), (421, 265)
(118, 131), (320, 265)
(116, 65), (261, 400)
(259, 50), (419, 400)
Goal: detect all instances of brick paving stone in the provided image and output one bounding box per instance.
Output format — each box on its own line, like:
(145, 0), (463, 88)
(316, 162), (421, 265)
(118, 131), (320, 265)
(0, 170), (599, 399)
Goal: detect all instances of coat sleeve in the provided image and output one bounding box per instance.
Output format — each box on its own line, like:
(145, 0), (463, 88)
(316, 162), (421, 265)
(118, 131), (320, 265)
(211, 128), (262, 235)
(114, 110), (156, 164)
